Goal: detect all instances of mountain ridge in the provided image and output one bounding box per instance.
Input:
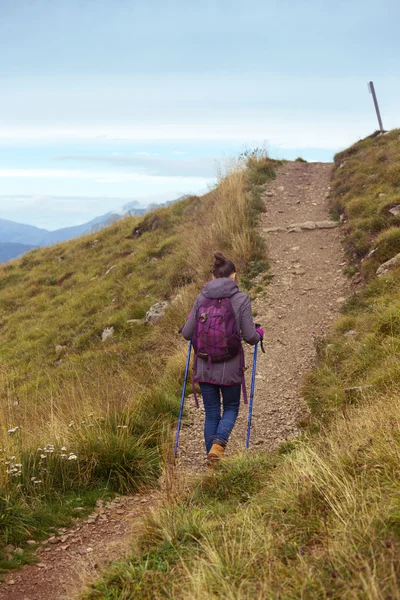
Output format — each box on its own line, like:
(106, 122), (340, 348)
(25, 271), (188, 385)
(0, 195), (190, 262)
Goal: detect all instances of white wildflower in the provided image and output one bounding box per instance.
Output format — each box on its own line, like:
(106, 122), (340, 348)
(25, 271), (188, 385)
(68, 422), (74, 428)
(68, 454), (77, 461)
(60, 454), (67, 459)
(33, 480), (42, 484)
(37, 448), (43, 452)
(40, 454), (46, 459)
(31, 476), (37, 481)
(117, 425), (128, 429)
(60, 447), (67, 452)
(7, 426), (19, 435)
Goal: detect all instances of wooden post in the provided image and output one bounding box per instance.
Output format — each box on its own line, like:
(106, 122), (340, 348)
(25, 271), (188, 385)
(368, 81), (384, 132)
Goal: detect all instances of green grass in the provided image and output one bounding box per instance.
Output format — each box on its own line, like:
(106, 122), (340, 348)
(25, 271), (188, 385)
(0, 154), (276, 558)
(82, 131), (400, 599)
(0, 486), (113, 575)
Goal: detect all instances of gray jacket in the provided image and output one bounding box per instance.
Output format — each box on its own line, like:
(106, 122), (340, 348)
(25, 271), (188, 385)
(181, 278), (261, 386)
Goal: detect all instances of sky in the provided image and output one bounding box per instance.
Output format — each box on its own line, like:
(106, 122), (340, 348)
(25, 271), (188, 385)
(0, 0), (399, 230)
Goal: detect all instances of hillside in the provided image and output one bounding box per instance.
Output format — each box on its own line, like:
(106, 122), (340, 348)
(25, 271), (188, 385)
(73, 130), (400, 600)
(0, 153), (275, 577)
(0, 196), (187, 263)
(2, 131), (400, 598)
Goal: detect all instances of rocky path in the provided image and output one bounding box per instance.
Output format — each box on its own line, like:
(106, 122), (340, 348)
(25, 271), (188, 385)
(178, 161), (349, 467)
(0, 492), (160, 600)
(0, 161), (350, 599)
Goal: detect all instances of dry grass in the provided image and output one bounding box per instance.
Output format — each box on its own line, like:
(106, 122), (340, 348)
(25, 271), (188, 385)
(0, 152), (275, 560)
(84, 392), (400, 600)
(83, 131), (400, 600)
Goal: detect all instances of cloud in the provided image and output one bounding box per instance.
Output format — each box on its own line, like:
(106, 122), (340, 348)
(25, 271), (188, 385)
(54, 154), (218, 178)
(0, 167), (213, 186)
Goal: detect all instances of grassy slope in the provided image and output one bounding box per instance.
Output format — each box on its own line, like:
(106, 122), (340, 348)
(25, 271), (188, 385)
(85, 130), (400, 599)
(0, 154), (275, 570)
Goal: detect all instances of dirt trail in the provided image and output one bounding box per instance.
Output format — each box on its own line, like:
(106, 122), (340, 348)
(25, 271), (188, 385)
(178, 161), (349, 466)
(0, 161), (349, 599)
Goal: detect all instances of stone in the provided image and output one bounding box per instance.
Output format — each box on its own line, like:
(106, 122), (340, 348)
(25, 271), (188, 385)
(145, 301), (169, 325)
(288, 227), (302, 234)
(389, 205), (400, 216)
(26, 540), (37, 546)
(101, 327), (114, 342)
(48, 537), (59, 544)
(344, 330), (357, 336)
(367, 247), (378, 259)
(264, 192), (274, 197)
(377, 252), (400, 277)
(60, 545), (70, 551)
(7, 580), (15, 585)
(86, 547), (94, 553)
(263, 227), (285, 233)
(105, 265), (116, 275)
(4, 545), (15, 553)
(344, 385), (372, 394)
(288, 221), (316, 230)
(315, 221), (339, 229)
(301, 221), (317, 230)
(13, 547), (24, 555)
(336, 297), (346, 304)
(55, 345), (66, 356)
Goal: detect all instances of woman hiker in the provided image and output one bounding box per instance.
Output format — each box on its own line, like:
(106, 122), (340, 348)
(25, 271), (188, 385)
(181, 252), (263, 466)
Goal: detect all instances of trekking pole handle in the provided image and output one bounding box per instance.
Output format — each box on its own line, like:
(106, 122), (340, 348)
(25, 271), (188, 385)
(255, 323), (266, 354)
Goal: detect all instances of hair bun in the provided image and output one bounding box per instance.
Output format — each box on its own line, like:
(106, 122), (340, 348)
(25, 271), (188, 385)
(213, 252), (226, 267)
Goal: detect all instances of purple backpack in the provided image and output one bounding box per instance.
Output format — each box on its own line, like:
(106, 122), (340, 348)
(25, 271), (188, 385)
(192, 297), (242, 363)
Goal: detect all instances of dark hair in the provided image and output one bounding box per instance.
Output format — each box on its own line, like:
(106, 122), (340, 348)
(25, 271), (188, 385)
(211, 252), (236, 278)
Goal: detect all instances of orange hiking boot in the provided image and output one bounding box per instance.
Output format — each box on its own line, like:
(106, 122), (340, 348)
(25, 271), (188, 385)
(207, 443), (225, 469)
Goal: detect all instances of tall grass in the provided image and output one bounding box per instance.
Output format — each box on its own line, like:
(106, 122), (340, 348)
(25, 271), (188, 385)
(84, 131), (400, 599)
(0, 152), (275, 560)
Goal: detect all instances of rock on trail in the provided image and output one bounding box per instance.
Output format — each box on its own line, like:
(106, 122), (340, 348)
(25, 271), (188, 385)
(0, 161), (350, 599)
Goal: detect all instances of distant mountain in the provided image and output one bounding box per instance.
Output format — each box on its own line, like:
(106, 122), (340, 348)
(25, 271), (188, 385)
(0, 242), (37, 263)
(0, 194), (195, 263)
(0, 212), (117, 258)
(0, 219), (49, 246)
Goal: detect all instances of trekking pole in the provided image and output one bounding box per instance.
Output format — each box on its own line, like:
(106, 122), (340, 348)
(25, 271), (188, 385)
(246, 324), (265, 451)
(246, 342), (258, 451)
(174, 340), (192, 458)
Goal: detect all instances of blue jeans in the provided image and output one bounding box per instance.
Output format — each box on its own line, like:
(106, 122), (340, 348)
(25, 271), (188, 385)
(199, 383), (241, 453)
